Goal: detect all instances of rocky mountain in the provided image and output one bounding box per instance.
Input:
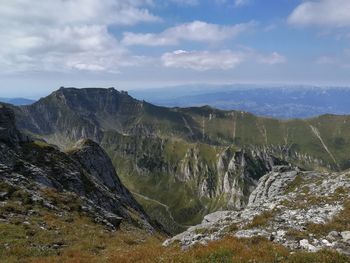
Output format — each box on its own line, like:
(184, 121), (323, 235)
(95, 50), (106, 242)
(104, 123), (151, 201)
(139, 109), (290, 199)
(0, 105), (158, 233)
(164, 166), (350, 256)
(5, 87), (350, 234)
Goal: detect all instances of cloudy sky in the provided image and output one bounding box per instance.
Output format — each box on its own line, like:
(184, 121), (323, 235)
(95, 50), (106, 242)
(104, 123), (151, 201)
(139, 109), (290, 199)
(1, 0), (350, 97)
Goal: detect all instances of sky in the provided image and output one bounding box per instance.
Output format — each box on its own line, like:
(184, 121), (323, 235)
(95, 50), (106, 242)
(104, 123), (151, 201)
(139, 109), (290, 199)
(1, 0), (350, 98)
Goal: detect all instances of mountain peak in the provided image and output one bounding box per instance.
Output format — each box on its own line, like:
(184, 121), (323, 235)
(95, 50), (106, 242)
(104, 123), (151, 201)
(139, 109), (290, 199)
(56, 86), (127, 96)
(47, 87), (136, 110)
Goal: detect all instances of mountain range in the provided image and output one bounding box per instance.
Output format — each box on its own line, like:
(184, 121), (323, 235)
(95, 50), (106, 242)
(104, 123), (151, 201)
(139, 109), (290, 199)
(2, 87), (350, 234)
(0, 97), (35, 106)
(1, 87), (350, 262)
(130, 85), (350, 119)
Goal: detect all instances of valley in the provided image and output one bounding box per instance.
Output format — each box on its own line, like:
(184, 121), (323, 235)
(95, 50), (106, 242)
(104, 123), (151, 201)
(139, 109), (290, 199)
(3, 87), (350, 235)
(0, 87), (350, 262)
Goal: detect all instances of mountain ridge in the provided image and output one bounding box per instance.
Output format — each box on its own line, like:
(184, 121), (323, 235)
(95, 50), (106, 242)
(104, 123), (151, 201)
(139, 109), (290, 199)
(4, 87), (350, 233)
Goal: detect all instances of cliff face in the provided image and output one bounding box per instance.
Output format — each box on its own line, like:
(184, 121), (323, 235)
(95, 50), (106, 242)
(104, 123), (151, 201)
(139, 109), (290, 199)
(0, 106), (157, 232)
(68, 139), (149, 215)
(99, 132), (289, 233)
(164, 166), (350, 255)
(0, 105), (27, 143)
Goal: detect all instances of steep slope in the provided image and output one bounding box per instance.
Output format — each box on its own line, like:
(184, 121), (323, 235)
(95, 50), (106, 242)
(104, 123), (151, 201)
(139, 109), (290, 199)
(0, 105), (158, 233)
(5, 87), (350, 233)
(101, 132), (289, 233)
(164, 166), (350, 256)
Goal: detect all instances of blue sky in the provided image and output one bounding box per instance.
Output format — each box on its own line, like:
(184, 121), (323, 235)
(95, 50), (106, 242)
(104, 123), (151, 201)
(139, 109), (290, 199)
(1, 0), (350, 98)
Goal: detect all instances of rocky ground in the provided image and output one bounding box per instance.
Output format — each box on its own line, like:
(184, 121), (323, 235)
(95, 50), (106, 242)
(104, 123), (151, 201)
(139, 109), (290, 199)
(164, 166), (350, 256)
(0, 105), (159, 232)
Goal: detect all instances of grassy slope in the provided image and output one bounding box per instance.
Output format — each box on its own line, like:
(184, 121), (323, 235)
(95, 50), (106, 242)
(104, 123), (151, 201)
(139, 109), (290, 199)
(1, 179), (348, 263)
(97, 109), (350, 234)
(182, 109), (350, 170)
(2, 164), (350, 263)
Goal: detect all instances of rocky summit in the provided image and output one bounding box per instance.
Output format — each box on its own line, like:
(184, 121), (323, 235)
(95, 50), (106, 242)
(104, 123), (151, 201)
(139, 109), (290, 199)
(164, 166), (350, 255)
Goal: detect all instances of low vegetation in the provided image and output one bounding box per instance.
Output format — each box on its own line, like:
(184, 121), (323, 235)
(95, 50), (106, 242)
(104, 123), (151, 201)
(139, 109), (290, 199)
(243, 210), (275, 229)
(306, 201), (350, 237)
(4, 232), (346, 263)
(1, 198), (348, 263)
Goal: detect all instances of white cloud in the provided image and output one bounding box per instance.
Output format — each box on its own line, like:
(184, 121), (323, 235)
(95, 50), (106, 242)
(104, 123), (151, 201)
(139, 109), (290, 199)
(288, 0), (350, 28)
(161, 50), (245, 71)
(122, 20), (255, 46)
(258, 52), (286, 65)
(161, 49), (286, 71)
(0, 0), (159, 27)
(0, 0), (159, 73)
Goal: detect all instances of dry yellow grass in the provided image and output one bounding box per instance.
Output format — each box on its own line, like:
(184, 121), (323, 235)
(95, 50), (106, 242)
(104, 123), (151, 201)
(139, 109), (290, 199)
(1, 191), (349, 263)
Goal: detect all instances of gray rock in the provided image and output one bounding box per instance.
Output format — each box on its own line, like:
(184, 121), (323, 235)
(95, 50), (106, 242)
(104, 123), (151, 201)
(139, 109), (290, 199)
(0, 107), (159, 233)
(327, 231), (341, 241)
(164, 167), (350, 255)
(0, 105), (27, 143)
(341, 231), (350, 243)
(0, 192), (9, 200)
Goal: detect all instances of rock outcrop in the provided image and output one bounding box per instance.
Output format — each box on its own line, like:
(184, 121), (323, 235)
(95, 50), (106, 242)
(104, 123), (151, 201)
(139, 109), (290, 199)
(0, 105), (27, 143)
(164, 166), (350, 255)
(68, 139), (149, 216)
(0, 106), (157, 232)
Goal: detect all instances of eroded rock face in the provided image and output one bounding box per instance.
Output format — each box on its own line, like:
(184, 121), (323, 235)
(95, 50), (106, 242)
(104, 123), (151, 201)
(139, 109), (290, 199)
(0, 105), (26, 143)
(69, 139), (125, 192)
(0, 107), (157, 232)
(68, 139), (150, 217)
(164, 166), (350, 255)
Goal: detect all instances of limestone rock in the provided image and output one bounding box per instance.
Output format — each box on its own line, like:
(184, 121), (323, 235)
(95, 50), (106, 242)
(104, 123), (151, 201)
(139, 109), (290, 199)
(164, 166), (350, 255)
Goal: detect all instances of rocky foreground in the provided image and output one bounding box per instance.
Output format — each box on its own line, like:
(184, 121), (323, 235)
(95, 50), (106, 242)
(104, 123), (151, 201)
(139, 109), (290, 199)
(164, 166), (350, 255)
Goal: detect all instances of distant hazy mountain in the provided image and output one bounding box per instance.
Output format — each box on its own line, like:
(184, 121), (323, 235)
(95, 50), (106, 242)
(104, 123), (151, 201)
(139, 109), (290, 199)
(130, 85), (350, 119)
(0, 97), (35, 105)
